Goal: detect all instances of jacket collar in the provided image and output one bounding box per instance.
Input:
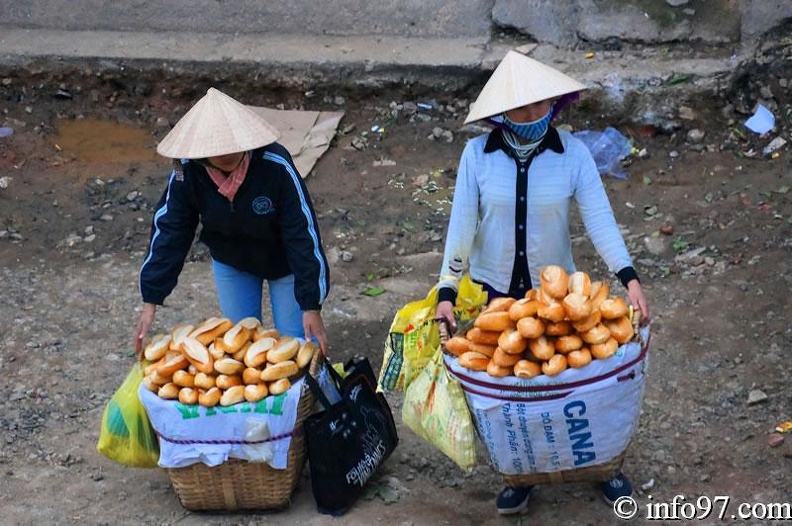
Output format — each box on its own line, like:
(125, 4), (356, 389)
(483, 127), (565, 157)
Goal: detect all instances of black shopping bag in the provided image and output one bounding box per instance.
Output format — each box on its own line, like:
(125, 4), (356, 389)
(304, 356), (399, 516)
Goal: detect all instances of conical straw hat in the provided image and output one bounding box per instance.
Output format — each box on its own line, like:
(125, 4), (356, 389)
(464, 50), (587, 124)
(156, 88), (281, 158)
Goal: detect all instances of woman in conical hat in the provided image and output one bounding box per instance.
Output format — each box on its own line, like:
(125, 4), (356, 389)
(433, 51), (649, 514)
(134, 88), (330, 355)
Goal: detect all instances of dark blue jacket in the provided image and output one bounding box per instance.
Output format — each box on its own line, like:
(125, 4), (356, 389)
(139, 143), (330, 311)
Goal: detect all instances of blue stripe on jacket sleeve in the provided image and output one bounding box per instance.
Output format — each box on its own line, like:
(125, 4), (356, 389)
(262, 151), (328, 303)
(138, 170), (176, 298)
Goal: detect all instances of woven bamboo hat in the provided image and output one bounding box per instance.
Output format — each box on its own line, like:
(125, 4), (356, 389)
(156, 88), (281, 159)
(464, 50), (587, 124)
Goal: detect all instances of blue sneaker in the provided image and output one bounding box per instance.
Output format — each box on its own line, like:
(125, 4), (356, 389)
(601, 472), (633, 505)
(496, 485), (535, 515)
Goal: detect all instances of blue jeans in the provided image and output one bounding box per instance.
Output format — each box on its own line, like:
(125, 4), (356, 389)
(211, 259), (304, 338)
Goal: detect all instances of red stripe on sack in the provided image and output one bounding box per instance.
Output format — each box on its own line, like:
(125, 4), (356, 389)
(446, 335), (650, 393)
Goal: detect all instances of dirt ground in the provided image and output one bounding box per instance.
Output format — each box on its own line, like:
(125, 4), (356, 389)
(1, 56), (791, 526)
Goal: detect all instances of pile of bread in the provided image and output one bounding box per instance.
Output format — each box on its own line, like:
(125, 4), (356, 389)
(141, 317), (316, 407)
(445, 266), (637, 378)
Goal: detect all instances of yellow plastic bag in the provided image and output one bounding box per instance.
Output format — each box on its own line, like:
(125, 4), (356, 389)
(379, 275), (487, 391)
(96, 362), (160, 468)
(402, 347), (476, 471)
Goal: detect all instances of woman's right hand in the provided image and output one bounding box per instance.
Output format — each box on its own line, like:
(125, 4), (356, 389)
(134, 303), (158, 356)
(436, 300), (456, 333)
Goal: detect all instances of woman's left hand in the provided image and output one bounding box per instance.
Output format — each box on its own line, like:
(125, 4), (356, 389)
(303, 310), (329, 356)
(626, 279), (651, 325)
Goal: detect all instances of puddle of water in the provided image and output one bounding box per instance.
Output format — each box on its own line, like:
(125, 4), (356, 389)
(54, 118), (160, 163)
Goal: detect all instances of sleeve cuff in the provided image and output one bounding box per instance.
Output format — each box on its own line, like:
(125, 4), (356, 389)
(616, 266), (640, 288)
(438, 287), (457, 305)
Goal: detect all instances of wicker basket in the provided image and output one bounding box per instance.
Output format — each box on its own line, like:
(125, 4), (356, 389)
(165, 352), (322, 511)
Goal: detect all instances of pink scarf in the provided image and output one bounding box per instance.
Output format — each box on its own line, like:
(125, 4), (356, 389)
(205, 152), (250, 202)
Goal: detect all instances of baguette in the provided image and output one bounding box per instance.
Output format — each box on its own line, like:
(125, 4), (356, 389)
(220, 385), (246, 406)
(189, 317), (233, 346)
(181, 336), (214, 374)
(260, 360), (299, 382)
(170, 323), (196, 351)
(178, 387), (199, 405)
(267, 337), (300, 364)
(268, 378), (291, 396)
(458, 351), (489, 371)
(172, 369), (195, 388)
(296, 341), (318, 369)
(144, 333), (171, 361)
(244, 337), (275, 368)
(198, 387), (221, 407)
(514, 359), (541, 379)
(244, 383), (268, 402)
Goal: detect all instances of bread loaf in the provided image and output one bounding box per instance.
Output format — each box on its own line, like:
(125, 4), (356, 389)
(214, 357), (246, 376)
(567, 347), (592, 368)
(465, 327), (501, 346)
(296, 341), (317, 368)
(542, 354), (568, 376)
(181, 336), (214, 374)
(144, 334), (171, 361)
(458, 351), (490, 371)
(157, 382), (180, 400)
(537, 301), (565, 323)
(267, 337), (300, 364)
(514, 359), (541, 379)
(268, 378), (291, 395)
(589, 281), (610, 309)
(572, 309), (601, 333)
(178, 387), (199, 405)
(516, 316), (545, 339)
(260, 360), (298, 382)
(528, 336), (555, 361)
(194, 372), (216, 390)
(544, 320), (572, 337)
(474, 311), (514, 332)
(567, 271), (591, 297)
(604, 316), (634, 344)
(486, 360), (512, 378)
(189, 317), (233, 346)
(214, 323), (248, 354)
(467, 342), (496, 358)
(172, 369), (195, 388)
(580, 324), (611, 345)
(157, 350), (189, 377)
(444, 336), (472, 357)
(492, 346), (523, 367)
(220, 385), (246, 406)
(508, 298), (541, 320)
(244, 337), (275, 368)
(243, 367), (263, 385)
(555, 334), (584, 353)
(540, 265), (569, 299)
(591, 337), (618, 360)
(198, 387), (221, 407)
(170, 323), (196, 351)
(600, 297), (629, 319)
(498, 328), (527, 355)
(215, 374), (243, 390)
(244, 383), (268, 402)
(562, 292), (592, 321)
(484, 297), (516, 313)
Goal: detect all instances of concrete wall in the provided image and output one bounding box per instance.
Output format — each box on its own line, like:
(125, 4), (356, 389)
(0, 0), (789, 48)
(0, 0), (494, 38)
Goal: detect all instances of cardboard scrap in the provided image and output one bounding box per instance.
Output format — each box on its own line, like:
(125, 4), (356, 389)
(250, 107), (344, 179)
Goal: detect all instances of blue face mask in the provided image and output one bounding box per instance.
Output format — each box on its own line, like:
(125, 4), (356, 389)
(503, 107), (554, 141)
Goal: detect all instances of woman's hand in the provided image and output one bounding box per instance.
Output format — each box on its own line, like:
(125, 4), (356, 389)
(436, 300), (456, 333)
(303, 310), (329, 356)
(134, 303), (158, 356)
(626, 279), (650, 325)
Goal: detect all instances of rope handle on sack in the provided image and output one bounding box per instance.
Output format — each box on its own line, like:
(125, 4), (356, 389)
(154, 428), (301, 446)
